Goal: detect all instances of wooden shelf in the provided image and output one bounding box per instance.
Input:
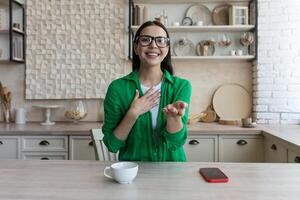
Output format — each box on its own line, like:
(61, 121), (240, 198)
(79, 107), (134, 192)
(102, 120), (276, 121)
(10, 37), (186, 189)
(131, 25), (255, 32)
(172, 55), (255, 61)
(133, 0), (251, 4)
(0, 29), (9, 34)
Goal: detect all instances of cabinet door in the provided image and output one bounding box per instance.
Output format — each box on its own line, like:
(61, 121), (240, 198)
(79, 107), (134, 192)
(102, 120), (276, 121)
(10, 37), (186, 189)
(184, 135), (218, 162)
(264, 135), (287, 163)
(288, 149), (300, 163)
(69, 136), (96, 160)
(21, 152), (68, 160)
(219, 135), (264, 162)
(0, 136), (20, 159)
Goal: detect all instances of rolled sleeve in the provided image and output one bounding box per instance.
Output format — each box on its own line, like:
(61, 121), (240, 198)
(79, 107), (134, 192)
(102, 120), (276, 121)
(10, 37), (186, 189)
(102, 82), (126, 153)
(162, 79), (191, 151)
(162, 125), (187, 151)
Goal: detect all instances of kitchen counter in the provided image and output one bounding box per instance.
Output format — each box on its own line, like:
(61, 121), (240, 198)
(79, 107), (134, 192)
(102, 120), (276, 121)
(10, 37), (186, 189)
(0, 160), (299, 200)
(0, 122), (300, 147)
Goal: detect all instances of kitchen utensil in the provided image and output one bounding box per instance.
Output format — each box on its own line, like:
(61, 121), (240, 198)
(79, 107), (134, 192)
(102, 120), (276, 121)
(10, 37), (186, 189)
(186, 4), (212, 25)
(212, 4), (230, 25)
(188, 113), (207, 124)
(173, 37), (195, 56)
(200, 104), (217, 122)
(196, 40), (215, 56)
(219, 119), (241, 125)
(212, 83), (251, 122)
(33, 105), (63, 125)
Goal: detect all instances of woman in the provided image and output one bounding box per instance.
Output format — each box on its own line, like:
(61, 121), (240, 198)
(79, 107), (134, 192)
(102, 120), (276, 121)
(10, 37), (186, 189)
(102, 21), (191, 161)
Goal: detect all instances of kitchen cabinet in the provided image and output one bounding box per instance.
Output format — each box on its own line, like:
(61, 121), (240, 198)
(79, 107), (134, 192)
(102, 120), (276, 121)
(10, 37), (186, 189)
(184, 135), (218, 162)
(264, 134), (288, 163)
(0, 136), (20, 159)
(0, 0), (25, 63)
(69, 136), (96, 160)
(288, 149), (300, 163)
(218, 135), (264, 162)
(128, 0), (257, 61)
(20, 136), (69, 160)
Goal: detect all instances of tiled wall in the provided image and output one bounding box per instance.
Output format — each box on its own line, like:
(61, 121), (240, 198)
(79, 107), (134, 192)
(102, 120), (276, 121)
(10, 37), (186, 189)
(25, 0), (126, 99)
(253, 0), (300, 124)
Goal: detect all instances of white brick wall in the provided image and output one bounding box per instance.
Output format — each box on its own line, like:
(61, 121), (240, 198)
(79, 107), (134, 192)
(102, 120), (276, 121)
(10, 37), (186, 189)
(253, 0), (300, 124)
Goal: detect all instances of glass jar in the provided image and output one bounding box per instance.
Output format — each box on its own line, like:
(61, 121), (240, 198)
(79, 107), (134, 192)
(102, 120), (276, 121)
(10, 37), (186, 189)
(64, 100), (87, 124)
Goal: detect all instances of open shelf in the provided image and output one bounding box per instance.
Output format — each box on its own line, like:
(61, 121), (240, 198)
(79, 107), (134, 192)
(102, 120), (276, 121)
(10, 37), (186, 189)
(133, 0), (251, 4)
(131, 25), (255, 32)
(0, 30), (9, 34)
(172, 55), (255, 61)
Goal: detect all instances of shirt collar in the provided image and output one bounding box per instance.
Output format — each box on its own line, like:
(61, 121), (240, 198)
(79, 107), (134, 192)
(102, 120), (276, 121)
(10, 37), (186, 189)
(124, 68), (174, 85)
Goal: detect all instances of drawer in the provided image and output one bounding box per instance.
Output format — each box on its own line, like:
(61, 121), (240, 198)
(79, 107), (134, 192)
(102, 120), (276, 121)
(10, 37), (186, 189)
(184, 135), (218, 162)
(21, 136), (68, 152)
(219, 135), (264, 162)
(0, 136), (20, 159)
(21, 152), (68, 160)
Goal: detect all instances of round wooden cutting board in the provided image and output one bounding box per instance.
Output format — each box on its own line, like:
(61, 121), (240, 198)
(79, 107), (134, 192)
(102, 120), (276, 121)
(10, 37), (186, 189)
(212, 83), (251, 121)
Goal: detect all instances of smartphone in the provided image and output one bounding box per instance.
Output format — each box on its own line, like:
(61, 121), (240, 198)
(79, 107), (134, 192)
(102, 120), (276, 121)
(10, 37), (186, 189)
(199, 168), (229, 183)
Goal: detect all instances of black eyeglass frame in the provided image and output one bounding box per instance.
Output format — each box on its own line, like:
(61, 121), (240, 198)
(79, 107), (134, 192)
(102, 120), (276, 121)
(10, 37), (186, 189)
(135, 35), (170, 48)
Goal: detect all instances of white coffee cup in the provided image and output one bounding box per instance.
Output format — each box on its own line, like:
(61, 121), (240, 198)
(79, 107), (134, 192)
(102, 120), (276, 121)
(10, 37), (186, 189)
(195, 21), (203, 26)
(237, 49), (243, 56)
(104, 162), (138, 184)
(15, 108), (26, 124)
(172, 21), (180, 26)
(230, 50), (236, 56)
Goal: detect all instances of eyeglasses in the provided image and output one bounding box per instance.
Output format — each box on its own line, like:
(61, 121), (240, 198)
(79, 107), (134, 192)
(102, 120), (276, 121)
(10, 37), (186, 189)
(136, 35), (170, 48)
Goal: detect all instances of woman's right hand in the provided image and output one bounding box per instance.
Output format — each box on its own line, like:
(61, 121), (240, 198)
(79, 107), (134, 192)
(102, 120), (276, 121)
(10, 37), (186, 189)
(129, 88), (160, 118)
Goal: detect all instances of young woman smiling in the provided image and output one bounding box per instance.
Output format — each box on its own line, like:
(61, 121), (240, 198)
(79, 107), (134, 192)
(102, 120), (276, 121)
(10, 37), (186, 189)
(102, 21), (192, 161)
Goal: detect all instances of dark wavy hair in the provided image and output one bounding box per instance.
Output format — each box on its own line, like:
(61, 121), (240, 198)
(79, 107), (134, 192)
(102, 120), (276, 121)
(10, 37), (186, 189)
(132, 21), (173, 75)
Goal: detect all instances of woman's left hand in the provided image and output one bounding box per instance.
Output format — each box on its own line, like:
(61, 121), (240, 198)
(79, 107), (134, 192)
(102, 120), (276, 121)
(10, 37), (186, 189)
(163, 101), (188, 118)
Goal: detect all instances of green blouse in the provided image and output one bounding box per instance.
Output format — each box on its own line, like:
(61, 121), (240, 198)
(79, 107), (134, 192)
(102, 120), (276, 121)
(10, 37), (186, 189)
(102, 69), (192, 161)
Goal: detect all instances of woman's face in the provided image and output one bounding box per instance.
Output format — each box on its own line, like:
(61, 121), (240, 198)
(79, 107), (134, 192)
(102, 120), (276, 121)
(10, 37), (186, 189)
(134, 25), (169, 68)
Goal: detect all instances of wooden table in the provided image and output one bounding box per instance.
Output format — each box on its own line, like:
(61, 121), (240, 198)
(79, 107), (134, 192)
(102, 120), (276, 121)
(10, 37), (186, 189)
(0, 160), (299, 200)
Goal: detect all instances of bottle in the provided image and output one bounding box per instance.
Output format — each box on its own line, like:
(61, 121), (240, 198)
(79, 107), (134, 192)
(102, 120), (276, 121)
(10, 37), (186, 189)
(143, 6), (149, 23)
(162, 9), (168, 26)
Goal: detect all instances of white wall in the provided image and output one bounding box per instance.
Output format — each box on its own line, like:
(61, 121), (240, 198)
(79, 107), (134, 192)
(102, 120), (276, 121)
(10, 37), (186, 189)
(253, 0), (300, 124)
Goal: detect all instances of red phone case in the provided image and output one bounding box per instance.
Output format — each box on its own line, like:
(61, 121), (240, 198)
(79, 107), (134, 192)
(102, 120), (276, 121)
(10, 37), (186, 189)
(199, 168), (229, 183)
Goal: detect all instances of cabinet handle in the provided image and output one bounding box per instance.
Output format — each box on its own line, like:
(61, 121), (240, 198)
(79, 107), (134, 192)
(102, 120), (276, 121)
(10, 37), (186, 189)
(294, 156), (300, 163)
(189, 140), (199, 145)
(40, 157), (50, 160)
(0, 141), (3, 145)
(270, 144), (277, 151)
(39, 140), (50, 146)
(88, 141), (93, 146)
(237, 140), (248, 145)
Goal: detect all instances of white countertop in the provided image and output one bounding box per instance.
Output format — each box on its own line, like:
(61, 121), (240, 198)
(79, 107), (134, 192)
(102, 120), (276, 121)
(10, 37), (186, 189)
(0, 160), (299, 200)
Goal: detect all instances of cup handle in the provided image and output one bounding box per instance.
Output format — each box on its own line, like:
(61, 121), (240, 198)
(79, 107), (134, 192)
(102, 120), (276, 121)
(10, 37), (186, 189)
(104, 166), (113, 179)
